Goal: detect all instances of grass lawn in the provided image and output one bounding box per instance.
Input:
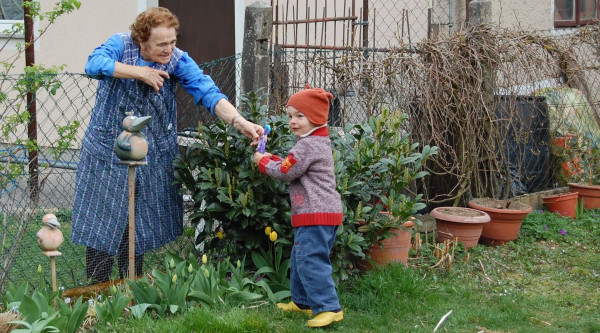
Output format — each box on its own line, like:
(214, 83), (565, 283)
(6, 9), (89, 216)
(88, 209), (600, 333)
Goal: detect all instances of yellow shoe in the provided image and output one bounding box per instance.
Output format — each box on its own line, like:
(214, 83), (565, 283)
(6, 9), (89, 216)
(276, 302), (313, 315)
(307, 311), (344, 327)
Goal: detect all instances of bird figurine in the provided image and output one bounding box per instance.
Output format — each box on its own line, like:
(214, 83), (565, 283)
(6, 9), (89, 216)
(37, 213), (64, 251)
(114, 114), (152, 161)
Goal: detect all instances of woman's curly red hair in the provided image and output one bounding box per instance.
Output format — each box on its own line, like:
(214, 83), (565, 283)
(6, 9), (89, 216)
(130, 7), (179, 45)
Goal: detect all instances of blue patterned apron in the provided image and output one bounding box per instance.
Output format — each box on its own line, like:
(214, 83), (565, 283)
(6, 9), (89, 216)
(71, 34), (184, 255)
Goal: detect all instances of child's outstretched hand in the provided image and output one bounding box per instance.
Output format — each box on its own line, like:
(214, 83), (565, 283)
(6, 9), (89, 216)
(254, 151), (271, 166)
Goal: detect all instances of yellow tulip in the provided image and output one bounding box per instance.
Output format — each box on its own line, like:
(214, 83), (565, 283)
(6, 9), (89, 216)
(188, 263), (193, 273)
(265, 226), (272, 235)
(172, 274), (178, 283)
(202, 254), (208, 264)
(217, 231), (224, 239)
(270, 231), (278, 242)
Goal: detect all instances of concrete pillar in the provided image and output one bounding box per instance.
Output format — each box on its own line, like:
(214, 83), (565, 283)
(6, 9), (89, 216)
(241, 2), (273, 97)
(468, 0), (492, 27)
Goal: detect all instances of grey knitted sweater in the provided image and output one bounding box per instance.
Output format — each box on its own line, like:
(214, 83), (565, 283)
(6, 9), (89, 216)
(258, 127), (343, 227)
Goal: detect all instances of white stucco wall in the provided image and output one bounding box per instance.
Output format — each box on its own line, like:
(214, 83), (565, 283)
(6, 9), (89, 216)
(0, 0), (145, 74)
(38, 0), (139, 73)
(453, 0), (553, 31)
(491, 0), (553, 30)
(0, 1), (155, 147)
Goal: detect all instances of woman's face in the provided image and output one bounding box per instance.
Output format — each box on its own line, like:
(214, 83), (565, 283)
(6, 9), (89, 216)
(140, 25), (177, 64)
(287, 106), (316, 137)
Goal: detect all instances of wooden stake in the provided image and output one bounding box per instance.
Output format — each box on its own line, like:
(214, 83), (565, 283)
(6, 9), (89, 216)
(43, 250), (61, 310)
(128, 165), (135, 280)
(119, 160), (146, 281)
(50, 257), (57, 292)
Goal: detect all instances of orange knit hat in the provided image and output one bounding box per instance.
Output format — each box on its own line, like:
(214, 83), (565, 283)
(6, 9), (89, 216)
(286, 85), (333, 125)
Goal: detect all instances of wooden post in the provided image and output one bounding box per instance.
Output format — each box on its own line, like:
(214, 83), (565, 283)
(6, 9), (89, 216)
(128, 164), (135, 280)
(43, 251), (61, 309)
(121, 160), (146, 280)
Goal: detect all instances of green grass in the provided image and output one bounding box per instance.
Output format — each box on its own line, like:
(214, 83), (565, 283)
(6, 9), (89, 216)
(88, 209), (600, 333)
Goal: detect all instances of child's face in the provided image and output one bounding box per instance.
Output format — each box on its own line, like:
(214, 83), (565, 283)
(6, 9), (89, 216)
(287, 106), (316, 137)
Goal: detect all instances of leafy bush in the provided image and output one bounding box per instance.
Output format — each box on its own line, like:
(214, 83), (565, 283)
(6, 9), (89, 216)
(174, 91), (435, 285)
(173, 90), (295, 262)
(329, 109), (437, 283)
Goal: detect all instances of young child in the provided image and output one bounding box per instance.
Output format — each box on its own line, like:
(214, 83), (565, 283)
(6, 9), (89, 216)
(253, 86), (344, 328)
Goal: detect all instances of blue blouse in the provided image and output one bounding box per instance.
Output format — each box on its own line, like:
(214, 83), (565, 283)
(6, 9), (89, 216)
(85, 34), (227, 113)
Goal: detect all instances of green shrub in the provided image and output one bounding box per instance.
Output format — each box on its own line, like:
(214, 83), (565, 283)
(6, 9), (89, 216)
(174, 92), (436, 286)
(173, 89), (295, 263)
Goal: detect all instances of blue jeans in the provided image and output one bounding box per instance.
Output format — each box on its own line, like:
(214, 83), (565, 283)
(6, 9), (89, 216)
(290, 225), (340, 314)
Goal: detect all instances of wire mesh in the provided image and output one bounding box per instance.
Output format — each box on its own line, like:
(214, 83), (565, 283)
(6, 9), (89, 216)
(0, 56), (238, 292)
(1, 2), (600, 291)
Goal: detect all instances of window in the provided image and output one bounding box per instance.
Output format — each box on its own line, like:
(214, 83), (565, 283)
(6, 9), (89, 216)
(0, 0), (23, 38)
(555, 0), (599, 27)
(1, 0), (23, 20)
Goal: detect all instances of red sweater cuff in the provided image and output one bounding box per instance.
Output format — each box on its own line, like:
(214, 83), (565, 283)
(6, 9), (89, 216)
(259, 156), (271, 174)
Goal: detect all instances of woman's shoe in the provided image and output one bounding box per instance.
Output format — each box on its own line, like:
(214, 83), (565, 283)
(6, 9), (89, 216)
(276, 302), (313, 315)
(307, 311), (344, 327)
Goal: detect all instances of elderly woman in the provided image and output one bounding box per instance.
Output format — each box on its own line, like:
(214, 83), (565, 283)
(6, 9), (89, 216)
(72, 7), (263, 282)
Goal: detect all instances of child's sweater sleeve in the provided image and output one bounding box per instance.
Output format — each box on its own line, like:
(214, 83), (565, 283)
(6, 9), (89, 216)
(258, 140), (312, 182)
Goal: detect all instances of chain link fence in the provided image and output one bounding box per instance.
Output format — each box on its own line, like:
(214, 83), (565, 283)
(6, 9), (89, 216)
(0, 56), (237, 292)
(1, 1), (600, 291)
(269, 0), (600, 204)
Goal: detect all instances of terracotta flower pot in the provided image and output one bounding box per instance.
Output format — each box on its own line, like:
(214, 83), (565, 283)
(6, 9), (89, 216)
(568, 183), (600, 210)
(468, 198), (532, 246)
(366, 220), (415, 268)
(542, 191), (578, 219)
(430, 207), (490, 249)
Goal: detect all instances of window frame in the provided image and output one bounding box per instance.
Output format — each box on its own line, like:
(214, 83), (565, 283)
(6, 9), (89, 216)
(0, 19), (24, 38)
(554, 0), (600, 28)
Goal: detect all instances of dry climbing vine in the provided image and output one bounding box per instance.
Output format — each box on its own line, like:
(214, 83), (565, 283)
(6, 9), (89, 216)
(302, 24), (600, 205)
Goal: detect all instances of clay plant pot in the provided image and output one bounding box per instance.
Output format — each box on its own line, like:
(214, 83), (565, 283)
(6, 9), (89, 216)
(542, 191), (578, 219)
(468, 198), (532, 246)
(365, 220), (415, 269)
(568, 183), (600, 210)
(430, 207), (490, 249)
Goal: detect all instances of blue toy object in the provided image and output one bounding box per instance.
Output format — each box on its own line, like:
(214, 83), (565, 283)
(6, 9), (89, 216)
(257, 124), (271, 154)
